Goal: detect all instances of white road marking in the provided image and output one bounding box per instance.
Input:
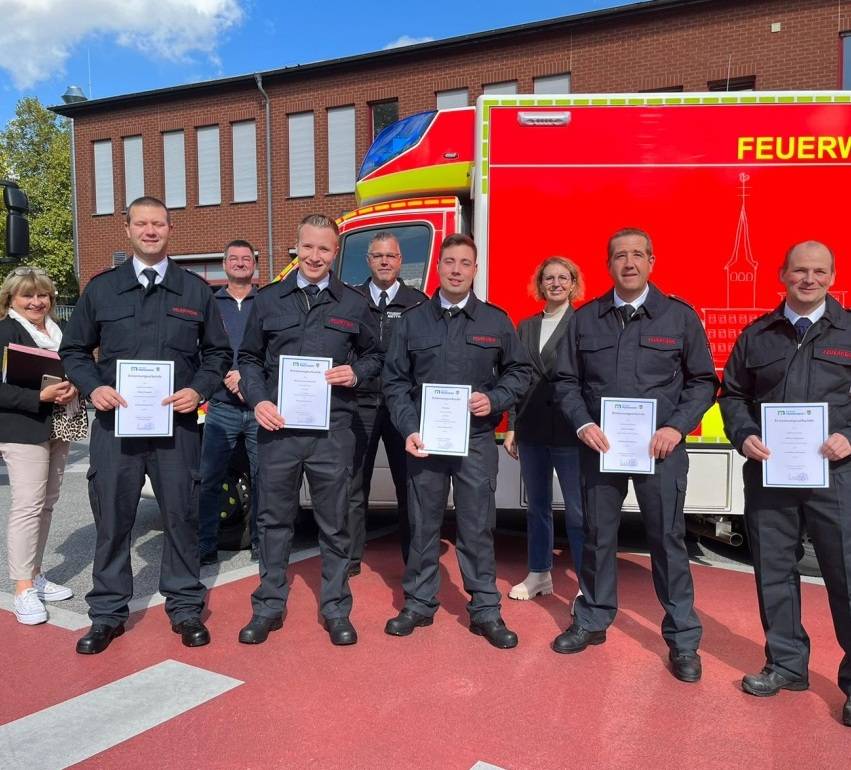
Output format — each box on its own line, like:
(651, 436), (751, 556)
(0, 660), (242, 770)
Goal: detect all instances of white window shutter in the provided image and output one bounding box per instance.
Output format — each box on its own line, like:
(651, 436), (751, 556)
(436, 88), (469, 109)
(93, 140), (114, 215)
(327, 106), (356, 194)
(163, 131), (186, 208)
(288, 112), (315, 197)
(196, 126), (221, 205)
(232, 121), (257, 202)
(534, 74), (571, 94)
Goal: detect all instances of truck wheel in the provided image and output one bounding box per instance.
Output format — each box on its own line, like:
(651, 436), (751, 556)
(798, 530), (821, 578)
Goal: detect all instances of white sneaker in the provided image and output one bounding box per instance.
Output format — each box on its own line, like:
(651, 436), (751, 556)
(34, 573), (73, 602)
(508, 571), (553, 600)
(14, 588), (48, 625)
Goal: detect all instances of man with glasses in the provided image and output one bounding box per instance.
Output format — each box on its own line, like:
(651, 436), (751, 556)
(348, 232), (426, 576)
(60, 196), (231, 654)
(552, 227), (717, 682)
(198, 240), (260, 566)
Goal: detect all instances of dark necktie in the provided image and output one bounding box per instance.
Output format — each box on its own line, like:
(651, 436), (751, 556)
(619, 303), (636, 326)
(444, 305), (459, 320)
(304, 283), (320, 307)
(794, 317), (812, 342)
(142, 268), (158, 296)
(378, 290), (388, 313)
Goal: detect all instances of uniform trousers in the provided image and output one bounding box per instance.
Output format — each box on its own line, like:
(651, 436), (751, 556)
(403, 432), (501, 623)
(86, 416), (204, 626)
(744, 460), (851, 695)
(252, 428), (354, 620)
(1, 439), (70, 581)
(349, 401), (409, 566)
(574, 444), (702, 652)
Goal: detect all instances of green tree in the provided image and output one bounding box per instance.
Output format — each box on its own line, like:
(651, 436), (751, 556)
(0, 97), (76, 298)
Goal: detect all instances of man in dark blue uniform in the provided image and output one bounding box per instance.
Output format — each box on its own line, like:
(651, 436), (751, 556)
(382, 233), (532, 648)
(553, 228), (717, 682)
(719, 240), (851, 727)
(60, 196), (231, 654)
(236, 214), (382, 647)
(348, 231), (426, 575)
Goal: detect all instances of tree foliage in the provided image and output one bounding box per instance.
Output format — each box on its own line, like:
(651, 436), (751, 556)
(1, 97), (77, 298)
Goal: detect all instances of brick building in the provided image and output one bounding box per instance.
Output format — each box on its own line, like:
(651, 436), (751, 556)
(52, 0), (851, 287)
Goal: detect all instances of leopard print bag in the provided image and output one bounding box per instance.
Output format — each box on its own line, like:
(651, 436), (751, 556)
(50, 396), (89, 442)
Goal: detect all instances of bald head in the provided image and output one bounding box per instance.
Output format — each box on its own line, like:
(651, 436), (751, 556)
(779, 240), (836, 316)
(781, 240), (834, 273)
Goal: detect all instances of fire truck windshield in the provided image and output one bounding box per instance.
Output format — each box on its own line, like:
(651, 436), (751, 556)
(358, 110), (436, 179)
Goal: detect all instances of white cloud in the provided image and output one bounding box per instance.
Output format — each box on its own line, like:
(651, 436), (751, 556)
(0, 0), (244, 89)
(383, 35), (434, 50)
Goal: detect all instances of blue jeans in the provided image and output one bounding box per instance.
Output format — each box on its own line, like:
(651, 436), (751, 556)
(198, 400), (259, 555)
(518, 441), (584, 574)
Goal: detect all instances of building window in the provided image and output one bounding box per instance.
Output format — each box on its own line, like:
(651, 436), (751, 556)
(371, 100), (399, 139)
(196, 125), (221, 206)
(288, 112), (315, 198)
(639, 85), (685, 93)
(123, 136), (144, 207)
(327, 106), (356, 194)
(843, 34), (851, 88)
(162, 130), (186, 209)
(436, 88), (469, 109)
(533, 73), (571, 94)
(708, 76), (756, 91)
(232, 120), (257, 203)
(93, 140), (114, 215)
(483, 81), (518, 95)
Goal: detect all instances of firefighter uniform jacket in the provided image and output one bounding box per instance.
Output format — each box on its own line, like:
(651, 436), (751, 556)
(59, 259), (232, 401)
(554, 283), (718, 436)
(354, 279), (427, 406)
(719, 295), (851, 468)
(238, 271), (382, 428)
(382, 291), (533, 439)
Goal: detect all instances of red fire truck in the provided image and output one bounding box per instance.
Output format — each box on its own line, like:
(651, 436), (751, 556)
(330, 91), (851, 560)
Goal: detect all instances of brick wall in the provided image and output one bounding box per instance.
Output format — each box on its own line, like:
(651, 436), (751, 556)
(68, 0), (849, 287)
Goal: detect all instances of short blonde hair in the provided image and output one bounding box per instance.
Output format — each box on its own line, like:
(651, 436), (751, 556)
(529, 256), (585, 303)
(0, 267), (57, 320)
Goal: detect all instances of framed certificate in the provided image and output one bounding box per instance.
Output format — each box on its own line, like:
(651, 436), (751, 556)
(761, 402), (829, 488)
(277, 355), (332, 430)
(419, 383), (471, 457)
(600, 397), (656, 474)
(115, 360), (174, 437)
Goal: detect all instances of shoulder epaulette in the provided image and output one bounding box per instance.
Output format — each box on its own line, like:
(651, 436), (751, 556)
(669, 294), (697, 311)
(88, 265), (118, 281)
(481, 299), (510, 316)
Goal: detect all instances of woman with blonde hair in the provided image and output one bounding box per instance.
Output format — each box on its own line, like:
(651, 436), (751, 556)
(503, 256), (586, 602)
(0, 267), (87, 624)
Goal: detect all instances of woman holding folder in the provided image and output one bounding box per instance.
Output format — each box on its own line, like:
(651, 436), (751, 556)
(0, 267), (86, 624)
(502, 257), (586, 602)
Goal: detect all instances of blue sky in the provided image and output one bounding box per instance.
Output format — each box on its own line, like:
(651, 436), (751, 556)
(0, 0), (637, 128)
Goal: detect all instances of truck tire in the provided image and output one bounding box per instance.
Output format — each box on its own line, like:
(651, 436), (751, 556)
(798, 530), (821, 578)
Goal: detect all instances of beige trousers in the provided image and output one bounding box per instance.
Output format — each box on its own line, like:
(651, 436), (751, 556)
(1, 439), (70, 581)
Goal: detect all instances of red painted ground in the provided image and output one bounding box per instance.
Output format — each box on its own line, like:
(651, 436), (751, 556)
(4, 534), (850, 769)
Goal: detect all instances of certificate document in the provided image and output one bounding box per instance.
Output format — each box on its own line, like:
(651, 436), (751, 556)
(115, 360), (174, 437)
(761, 402), (829, 488)
(419, 383), (471, 457)
(599, 397), (656, 475)
(277, 355), (332, 430)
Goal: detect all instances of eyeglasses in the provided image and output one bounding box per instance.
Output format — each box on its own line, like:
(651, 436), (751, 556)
(542, 275), (573, 284)
(367, 252), (401, 260)
(11, 266), (49, 277)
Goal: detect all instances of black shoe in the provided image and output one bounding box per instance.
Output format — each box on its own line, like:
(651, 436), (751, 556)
(347, 563), (361, 577)
(843, 696), (851, 727)
(200, 550), (218, 566)
(238, 614), (284, 644)
(171, 617), (210, 647)
(470, 617), (518, 649)
(324, 616), (358, 646)
(250, 545), (260, 562)
(385, 608), (434, 636)
(741, 667), (809, 697)
(76, 623), (125, 654)
(669, 650), (702, 682)
(551, 623), (606, 654)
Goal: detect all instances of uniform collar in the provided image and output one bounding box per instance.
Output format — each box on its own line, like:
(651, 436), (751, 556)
(367, 279), (400, 305)
(599, 283), (662, 318)
(279, 269), (343, 301)
(116, 257), (183, 294)
(429, 289), (479, 319)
